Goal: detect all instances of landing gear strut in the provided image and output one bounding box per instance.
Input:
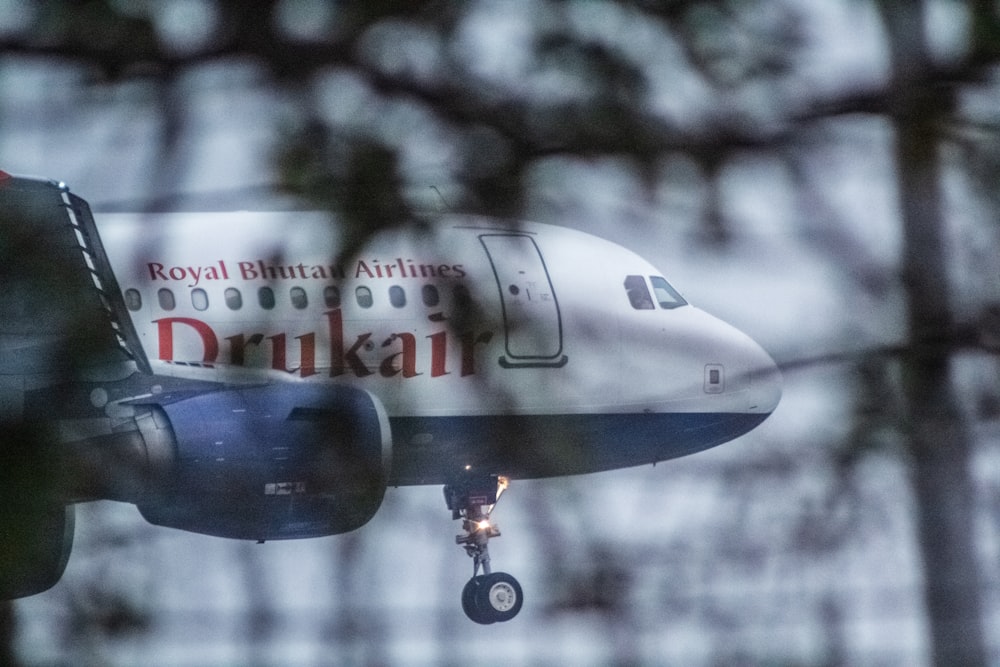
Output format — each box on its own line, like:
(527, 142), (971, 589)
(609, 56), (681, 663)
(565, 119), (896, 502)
(444, 473), (523, 624)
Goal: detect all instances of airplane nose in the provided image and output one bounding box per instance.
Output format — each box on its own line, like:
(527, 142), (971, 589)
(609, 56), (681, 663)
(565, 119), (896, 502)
(745, 340), (783, 415)
(705, 314), (782, 415)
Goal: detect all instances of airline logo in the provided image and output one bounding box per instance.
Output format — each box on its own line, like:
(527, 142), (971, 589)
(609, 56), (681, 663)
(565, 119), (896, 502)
(154, 309), (494, 379)
(146, 258), (466, 288)
(137, 251), (548, 379)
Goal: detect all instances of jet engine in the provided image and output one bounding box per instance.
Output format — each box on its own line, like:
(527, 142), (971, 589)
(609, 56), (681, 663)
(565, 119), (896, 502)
(134, 384), (392, 541)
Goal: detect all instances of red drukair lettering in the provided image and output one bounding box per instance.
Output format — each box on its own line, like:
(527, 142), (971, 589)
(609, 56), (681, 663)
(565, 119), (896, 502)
(152, 309), (494, 380)
(461, 331), (493, 376)
(326, 308), (373, 377)
(270, 333), (317, 377)
(380, 333), (420, 378)
(427, 331), (449, 377)
(155, 317), (219, 363)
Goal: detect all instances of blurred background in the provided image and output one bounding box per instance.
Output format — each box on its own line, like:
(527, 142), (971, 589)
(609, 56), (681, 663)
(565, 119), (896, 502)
(3, 1), (1000, 665)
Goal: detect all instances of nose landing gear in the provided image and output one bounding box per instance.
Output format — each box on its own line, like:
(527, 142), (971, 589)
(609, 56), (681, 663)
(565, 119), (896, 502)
(445, 473), (523, 624)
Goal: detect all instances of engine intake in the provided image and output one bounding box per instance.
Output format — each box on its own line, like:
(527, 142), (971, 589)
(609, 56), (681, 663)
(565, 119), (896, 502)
(136, 384), (391, 540)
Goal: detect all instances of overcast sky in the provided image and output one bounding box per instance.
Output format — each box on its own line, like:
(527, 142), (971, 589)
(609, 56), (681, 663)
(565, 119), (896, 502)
(4, 2), (999, 665)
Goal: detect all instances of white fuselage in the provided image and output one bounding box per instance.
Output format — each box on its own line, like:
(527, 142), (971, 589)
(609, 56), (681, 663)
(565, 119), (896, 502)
(96, 213), (780, 424)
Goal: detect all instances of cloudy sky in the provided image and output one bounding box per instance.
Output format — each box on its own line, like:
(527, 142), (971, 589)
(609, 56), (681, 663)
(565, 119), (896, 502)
(4, 1), (999, 665)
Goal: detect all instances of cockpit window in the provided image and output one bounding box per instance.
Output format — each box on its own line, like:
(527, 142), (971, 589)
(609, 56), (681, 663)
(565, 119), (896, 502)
(650, 276), (687, 309)
(624, 275), (654, 310)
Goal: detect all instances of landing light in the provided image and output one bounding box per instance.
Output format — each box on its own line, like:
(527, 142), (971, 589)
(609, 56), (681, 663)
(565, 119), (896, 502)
(476, 519), (491, 531)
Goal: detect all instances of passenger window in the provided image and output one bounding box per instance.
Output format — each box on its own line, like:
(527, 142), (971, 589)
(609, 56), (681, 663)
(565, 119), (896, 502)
(624, 275), (654, 310)
(389, 285), (406, 308)
(158, 288), (176, 311)
(290, 287), (308, 310)
(324, 285), (341, 308)
(356, 286), (373, 308)
(454, 284), (472, 311)
(124, 288), (142, 311)
(258, 286), (275, 310)
(650, 276), (687, 310)
(422, 284), (439, 307)
(191, 288), (209, 311)
(225, 287), (243, 310)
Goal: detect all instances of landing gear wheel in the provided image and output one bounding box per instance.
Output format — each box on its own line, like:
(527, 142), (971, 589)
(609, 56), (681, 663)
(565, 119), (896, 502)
(462, 576), (492, 625)
(445, 473), (524, 623)
(461, 573), (523, 624)
(480, 572), (523, 623)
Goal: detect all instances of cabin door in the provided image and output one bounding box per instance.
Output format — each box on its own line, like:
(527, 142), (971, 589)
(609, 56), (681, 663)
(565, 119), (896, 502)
(479, 233), (567, 368)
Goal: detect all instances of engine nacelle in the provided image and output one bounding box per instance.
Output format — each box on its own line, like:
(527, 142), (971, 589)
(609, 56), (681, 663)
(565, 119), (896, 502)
(136, 384), (391, 540)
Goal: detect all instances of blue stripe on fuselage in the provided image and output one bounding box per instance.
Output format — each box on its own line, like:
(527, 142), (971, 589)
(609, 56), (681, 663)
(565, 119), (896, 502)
(388, 411), (770, 485)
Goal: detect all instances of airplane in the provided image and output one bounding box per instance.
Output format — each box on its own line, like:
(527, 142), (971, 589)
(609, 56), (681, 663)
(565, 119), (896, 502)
(0, 170), (781, 624)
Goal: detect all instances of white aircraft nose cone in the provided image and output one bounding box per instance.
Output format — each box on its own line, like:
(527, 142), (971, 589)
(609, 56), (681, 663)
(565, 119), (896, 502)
(748, 343), (783, 415)
(700, 310), (782, 415)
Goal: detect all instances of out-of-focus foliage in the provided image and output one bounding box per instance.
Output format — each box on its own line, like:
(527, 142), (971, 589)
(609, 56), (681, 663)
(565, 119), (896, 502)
(4, 0), (1000, 665)
(2, 0), (831, 227)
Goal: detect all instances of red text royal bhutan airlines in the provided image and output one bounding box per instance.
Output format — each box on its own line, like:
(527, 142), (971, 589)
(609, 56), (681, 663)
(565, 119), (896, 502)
(0, 172), (780, 624)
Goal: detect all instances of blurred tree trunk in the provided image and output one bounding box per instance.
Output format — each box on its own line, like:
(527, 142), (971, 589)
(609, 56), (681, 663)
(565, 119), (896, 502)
(0, 602), (17, 666)
(879, 1), (987, 665)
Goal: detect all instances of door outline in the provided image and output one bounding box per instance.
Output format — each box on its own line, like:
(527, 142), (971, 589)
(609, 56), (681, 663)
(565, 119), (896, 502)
(479, 233), (568, 369)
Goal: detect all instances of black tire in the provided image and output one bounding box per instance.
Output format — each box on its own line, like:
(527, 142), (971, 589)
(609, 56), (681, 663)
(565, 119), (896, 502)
(476, 572), (523, 623)
(461, 575), (494, 625)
